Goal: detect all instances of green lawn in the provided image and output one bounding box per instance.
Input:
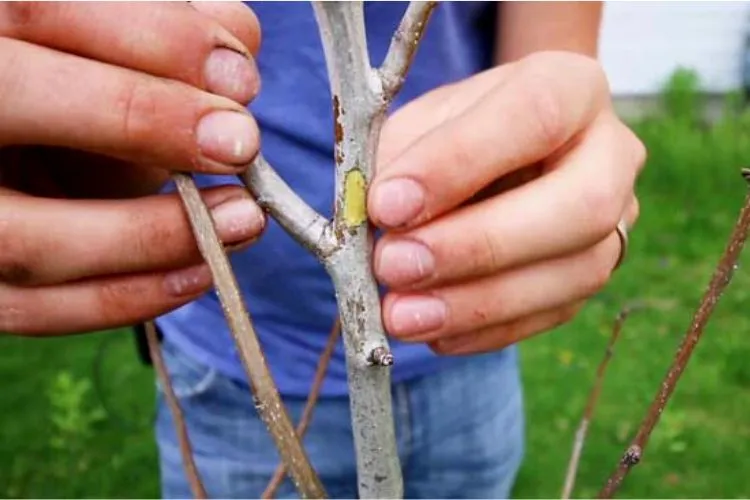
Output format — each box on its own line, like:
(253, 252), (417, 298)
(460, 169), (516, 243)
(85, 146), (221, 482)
(2, 72), (750, 498)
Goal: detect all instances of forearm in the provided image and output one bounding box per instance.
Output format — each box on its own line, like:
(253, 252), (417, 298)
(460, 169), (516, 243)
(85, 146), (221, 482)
(494, 1), (603, 64)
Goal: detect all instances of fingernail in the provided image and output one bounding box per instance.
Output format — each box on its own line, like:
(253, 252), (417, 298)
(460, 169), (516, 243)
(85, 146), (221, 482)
(164, 264), (212, 297)
(376, 239), (434, 286)
(389, 296), (446, 335)
(204, 48), (259, 102)
(210, 197), (264, 244)
(371, 178), (425, 228)
(196, 111), (258, 166)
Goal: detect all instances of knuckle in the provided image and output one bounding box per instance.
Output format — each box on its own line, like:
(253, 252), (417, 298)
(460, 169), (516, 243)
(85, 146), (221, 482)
(114, 77), (157, 146)
(579, 179), (621, 238)
(520, 51), (611, 133)
(575, 54), (610, 95)
(529, 51), (608, 93)
(627, 128), (648, 172)
(629, 196), (641, 224)
(611, 116), (648, 175)
(470, 229), (503, 276)
(519, 69), (565, 150)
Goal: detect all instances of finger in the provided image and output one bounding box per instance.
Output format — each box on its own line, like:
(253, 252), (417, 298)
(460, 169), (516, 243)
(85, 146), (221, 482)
(0, 263), (214, 336)
(374, 112), (645, 289)
(369, 52), (610, 229)
(377, 64), (513, 168)
(190, 1), (262, 55)
(0, 1), (260, 103)
(382, 231), (622, 341)
(0, 185), (264, 286)
(0, 38), (258, 173)
(624, 194), (639, 228)
(429, 301), (584, 356)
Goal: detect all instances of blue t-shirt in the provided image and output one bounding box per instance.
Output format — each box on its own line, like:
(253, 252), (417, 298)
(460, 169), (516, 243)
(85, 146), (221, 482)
(156, 1), (498, 397)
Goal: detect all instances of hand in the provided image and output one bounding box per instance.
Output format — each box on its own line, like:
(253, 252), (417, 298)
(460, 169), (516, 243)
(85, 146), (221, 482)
(369, 51), (645, 355)
(0, 2), (265, 336)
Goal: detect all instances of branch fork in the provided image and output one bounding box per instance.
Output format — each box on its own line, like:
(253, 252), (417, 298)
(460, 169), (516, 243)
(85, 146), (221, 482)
(158, 3), (438, 499)
(108, 4), (750, 500)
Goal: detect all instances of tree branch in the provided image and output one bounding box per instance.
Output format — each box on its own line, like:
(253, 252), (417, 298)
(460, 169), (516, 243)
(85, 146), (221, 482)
(262, 318), (342, 500)
(173, 173), (325, 499)
(241, 154), (336, 257)
(307, 3), (435, 498)
(312, 4), (400, 496)
(598, 174), (750, 498)
(562, 303), (643, 500)
(144, 320), (207, 499)
(379, 2), (438, 99)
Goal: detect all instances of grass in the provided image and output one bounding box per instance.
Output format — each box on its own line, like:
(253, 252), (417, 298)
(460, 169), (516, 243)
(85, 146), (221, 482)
(2, 69), (750, 498)
(513, 71), (750, 498)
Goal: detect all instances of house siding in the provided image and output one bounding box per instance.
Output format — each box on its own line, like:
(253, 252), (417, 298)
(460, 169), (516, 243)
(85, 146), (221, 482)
(599, 1), (750, 96)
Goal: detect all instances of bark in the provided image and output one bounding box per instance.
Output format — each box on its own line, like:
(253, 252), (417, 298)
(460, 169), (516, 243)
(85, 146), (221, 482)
(263, 319), (342, 499)
(144, 320), (207, 499)
(242, 153), (336, 257)
(562, 304), (643, 499)
(239, 3), (436, 498)
(174, 173), (325, 498)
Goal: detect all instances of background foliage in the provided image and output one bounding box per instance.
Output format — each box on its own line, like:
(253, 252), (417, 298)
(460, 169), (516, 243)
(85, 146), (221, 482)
(1, 69), (749, 498)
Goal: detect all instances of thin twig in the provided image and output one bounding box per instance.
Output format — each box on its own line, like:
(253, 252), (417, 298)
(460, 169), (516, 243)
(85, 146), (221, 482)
(262, 318), (342, 499)
(598, 175), (750, 498)
(562, 303), (643, 499)
(379, 1), (438, 99)
(173, 173), (325, 499)
(144, 320), (207, 499)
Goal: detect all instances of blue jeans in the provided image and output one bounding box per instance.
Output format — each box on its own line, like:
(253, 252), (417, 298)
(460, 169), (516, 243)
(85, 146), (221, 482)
(154, 339), (526, 499)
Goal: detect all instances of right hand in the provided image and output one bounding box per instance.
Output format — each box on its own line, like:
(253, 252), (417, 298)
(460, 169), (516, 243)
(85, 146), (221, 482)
(0, 2), (266, 336)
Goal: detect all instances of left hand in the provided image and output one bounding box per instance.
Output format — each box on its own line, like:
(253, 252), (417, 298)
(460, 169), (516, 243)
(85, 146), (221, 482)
(368, 51), (645, 355)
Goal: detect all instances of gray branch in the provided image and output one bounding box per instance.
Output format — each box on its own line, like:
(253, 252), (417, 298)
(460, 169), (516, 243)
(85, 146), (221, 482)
(308, 2), (435, 498)
(230, 2), (436, 497)
(379, 2), (438, 99)
(312, 2), (401, 498)
(241, 154), (336, 257)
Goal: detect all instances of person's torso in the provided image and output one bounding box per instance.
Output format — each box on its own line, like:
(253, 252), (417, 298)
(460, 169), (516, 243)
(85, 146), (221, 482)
(156, 1), (498, 396)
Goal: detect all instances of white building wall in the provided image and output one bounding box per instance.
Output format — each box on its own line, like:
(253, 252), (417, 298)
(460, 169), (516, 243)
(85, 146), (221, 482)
(599, 1), (750, 95)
